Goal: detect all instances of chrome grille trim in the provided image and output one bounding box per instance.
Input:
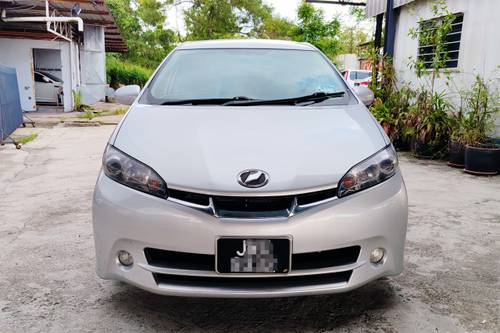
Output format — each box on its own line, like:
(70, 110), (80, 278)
(139, 261), (364, 278)
(166, 187), (338, 218)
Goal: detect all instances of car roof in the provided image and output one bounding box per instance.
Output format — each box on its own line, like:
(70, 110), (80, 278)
(176, 39), (315, 51)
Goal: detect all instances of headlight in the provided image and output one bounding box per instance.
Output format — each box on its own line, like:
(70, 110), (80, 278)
(102, 145), (167, 198)
(338, 145), (398, 198)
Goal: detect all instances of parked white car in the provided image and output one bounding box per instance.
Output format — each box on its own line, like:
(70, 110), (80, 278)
(92, 40), (408, 298)
(341, 69), (373, 87)
(34, 70), (62, 104)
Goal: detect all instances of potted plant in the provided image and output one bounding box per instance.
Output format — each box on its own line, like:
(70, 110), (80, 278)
(405, 90), (452, 159)
(448, 138), (466, 167)
(369, 58), (414, 151)
(448, 105), (466, 168)
(406, 2), (455, 159)
(460, 76), (500, 176)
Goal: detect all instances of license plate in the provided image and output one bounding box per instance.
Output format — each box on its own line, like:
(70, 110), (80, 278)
(216, 238), (290, 273)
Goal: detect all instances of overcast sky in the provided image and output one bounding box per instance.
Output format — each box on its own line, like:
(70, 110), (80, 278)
(166, 0), (374, 35)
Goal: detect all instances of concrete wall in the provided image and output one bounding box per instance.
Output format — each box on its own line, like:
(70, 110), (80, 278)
(0, 38), (75, 112)
(392, 0), (500, 135)
(336, 54), (360, 70)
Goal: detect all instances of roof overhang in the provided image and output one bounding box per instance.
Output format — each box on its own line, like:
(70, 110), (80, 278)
(365, 0), (415, 17)
(0, 0), (127, 52)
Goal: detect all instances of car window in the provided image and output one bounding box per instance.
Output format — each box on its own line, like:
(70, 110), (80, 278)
(349, 71), (357, 80)
(356, 72), (371, 80)
(38, 71), (61, 82)
(142, 49), (349, 104)
(34, 73), (45, 83)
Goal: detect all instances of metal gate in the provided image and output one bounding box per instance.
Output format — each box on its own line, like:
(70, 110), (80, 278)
(0, 64), (23, 142)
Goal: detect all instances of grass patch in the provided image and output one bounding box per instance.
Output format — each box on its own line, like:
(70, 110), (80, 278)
(90, 108), (128, 118)
(17, 133), (38, 145)
(77, 107), (127, 120)
(112, 107), (128, 115)
(77, 110), (96, 120)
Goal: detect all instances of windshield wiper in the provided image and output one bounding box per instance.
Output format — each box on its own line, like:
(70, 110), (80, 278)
(161, 96), (256, 105)
(222, 91), (346, 106)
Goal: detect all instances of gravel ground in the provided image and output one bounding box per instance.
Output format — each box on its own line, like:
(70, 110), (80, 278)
(0, 126), (499, 333)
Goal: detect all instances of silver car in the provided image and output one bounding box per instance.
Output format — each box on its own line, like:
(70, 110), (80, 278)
(92, 40), (408, 298)
(34, 71), (63, 105)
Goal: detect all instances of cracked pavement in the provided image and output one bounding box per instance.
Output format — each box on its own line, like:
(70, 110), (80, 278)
(0, 126), (499, 332)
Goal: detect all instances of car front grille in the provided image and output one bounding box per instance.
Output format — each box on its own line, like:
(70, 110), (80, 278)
(144, 246), (360, 272)
(167, 187), (338, 218)
(152, 271), (352, 289)
(145, 248), (214, 271)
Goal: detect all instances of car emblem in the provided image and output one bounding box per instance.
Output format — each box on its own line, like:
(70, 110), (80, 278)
(237, 169), (269, 188)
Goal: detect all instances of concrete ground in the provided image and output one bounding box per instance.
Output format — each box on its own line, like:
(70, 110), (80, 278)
(0, 126), (499, 333)
(24, 102), (126, 128)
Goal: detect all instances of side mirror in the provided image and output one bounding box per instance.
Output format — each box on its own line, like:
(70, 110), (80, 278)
(354, 86), (375, 106)
(115, 85), (141, 105)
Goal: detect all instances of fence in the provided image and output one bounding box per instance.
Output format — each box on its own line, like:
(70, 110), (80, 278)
(0, 64), (23, 142)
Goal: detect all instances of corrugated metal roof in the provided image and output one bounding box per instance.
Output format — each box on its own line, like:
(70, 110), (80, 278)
(365, 0), (416, 17)
(0, 0), (127, 52)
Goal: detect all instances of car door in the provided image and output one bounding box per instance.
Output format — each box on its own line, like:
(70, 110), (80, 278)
(34, 72), (57, 103)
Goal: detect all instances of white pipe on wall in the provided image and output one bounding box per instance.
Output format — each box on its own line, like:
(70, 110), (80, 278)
(0, 13), (84, 32)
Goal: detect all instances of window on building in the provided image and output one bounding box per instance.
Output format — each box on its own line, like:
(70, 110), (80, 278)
(418, 13), (464, 69)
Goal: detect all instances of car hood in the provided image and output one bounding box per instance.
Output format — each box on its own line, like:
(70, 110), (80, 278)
(113, 104), (387, 194)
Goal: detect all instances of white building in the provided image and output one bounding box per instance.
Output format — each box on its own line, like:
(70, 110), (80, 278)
(0, 0), (126, 112)
(366, 0), (500, 133)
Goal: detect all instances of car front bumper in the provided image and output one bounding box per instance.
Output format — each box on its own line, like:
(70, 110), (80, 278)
(92, 171), (408, 298)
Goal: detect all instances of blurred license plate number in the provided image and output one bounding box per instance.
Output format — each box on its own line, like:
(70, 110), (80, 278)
(216, 238), (290, 273)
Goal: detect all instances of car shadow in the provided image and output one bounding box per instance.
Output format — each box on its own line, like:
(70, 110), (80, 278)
(106, 278), (401, 332)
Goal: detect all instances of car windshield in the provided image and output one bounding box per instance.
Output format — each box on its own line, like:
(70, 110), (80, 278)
(37, 71), (61, 82)
(141, 48), (350, 105)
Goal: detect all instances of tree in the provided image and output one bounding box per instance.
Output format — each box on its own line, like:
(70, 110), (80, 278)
(107, 0), (176, 68)
(259, 15), (296, 40)
(137, 0), (167, 27)
(183, 0), (272, 40)
(338, 26), (369, 54)
(291, 2), (341, 59)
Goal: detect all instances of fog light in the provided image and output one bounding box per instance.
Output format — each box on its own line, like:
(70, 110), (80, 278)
(117, 250), (134, 266)
(370, 248), (385, 264)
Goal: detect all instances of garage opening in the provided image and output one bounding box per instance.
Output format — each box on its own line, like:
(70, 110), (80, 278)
(33, 48), (63, 109)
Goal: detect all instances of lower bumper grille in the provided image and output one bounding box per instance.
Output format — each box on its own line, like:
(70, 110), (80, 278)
(144, 246), (360, 271)
(145, 248), (214, 271)
(153, 271), (352, 289)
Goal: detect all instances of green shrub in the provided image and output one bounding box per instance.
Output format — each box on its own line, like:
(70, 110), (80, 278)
(107, 56), (153, 89)
(72, 90), (91, 112)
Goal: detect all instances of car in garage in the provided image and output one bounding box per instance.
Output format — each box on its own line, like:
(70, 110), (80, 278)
(92, 39), (408, 298)
(34, 70), (63, 105)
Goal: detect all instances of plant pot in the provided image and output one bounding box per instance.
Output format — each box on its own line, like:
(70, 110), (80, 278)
(447, 140), (465, 168)
(464, 145), (500, 176)
(411, 139), (445, 159)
